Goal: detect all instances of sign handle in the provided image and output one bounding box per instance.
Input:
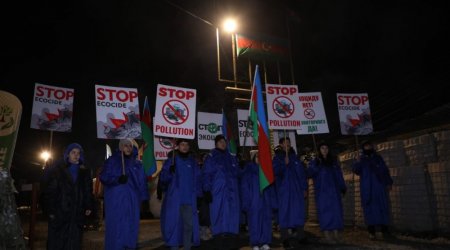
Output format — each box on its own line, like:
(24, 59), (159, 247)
(172, 137), (176, 164)
(49, 130), (53, 158)
(312, 134), (318, 156)
(121, 150), (125, 175)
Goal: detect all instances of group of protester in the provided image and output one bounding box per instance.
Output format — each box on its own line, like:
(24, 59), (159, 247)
(41, 135), (393, 250)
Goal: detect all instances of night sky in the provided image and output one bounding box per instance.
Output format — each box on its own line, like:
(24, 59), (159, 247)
(1, 0), (449, 180)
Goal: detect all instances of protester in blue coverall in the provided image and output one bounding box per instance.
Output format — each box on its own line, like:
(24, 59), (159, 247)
(100, 139), (149, 250)
(352, 140), (393, 240)
(307, 143), (346, 244)
(241, 150), (276, 250)
(202, 134), (240, 249)
(43, 143), (93, 250)
(159, 138), (202, 250)
(273, 137), (308, 249)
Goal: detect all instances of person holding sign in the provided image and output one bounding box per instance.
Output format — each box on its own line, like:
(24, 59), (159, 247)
(352, 141), (393, 240)
(307, 143), (346, 244)
(159, 138), (202, 250)
(100, 139), (149, 250)
(240, 150), (277, 250)
(272, 137), (308, 249)
(43, 143), (93, 250)
(202, 135), (240, 248)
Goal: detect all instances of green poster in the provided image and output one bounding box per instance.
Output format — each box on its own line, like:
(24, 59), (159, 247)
(0, 90), (26, 249)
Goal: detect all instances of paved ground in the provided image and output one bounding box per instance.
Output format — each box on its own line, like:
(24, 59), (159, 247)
(23, 213), (450, 250)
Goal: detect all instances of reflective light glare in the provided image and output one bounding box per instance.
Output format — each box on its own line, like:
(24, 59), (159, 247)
(40, 151), (51, 161)
(223, 19), (237, 33)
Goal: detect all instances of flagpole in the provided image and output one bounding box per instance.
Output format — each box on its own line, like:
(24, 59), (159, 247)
(231, 33), (238, 88)
(245, 59), (253, 156)
(263, 61), (268, 84)
(248, 59), (253, 85)
(277, 60), (288, 160)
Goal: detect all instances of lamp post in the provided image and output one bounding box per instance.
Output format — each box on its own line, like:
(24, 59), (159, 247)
(223, 18), (238, 88)
(40, 151), (51, 169)
(216, 18), (247, 87)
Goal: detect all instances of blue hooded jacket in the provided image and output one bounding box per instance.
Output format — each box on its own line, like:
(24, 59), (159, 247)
(100, 146), (149, 250)
(240, 162), (277, 246)
(307, 158), (346, 231)
(352, 150), (393, 226)
(273, 147), (307, 229)
(202, 148), (240, 235)
(159, 152), (202, 247)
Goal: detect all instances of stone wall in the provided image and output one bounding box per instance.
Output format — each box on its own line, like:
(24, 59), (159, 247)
(307, 130), (450, 234)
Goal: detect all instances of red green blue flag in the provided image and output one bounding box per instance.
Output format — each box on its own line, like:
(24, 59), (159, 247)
(140, 96), (157, 176)
(249, 65), (274, 191)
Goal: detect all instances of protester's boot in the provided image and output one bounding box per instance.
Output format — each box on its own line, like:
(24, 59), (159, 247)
(282, 239), (294, 249)
(381, 225), (394, 240)
(200, 226), (208, 241)
(332, 230), (341, 244)
(323, 231), (336, 245)
(296, 226), (307, 244)
(368, 226), (376, 240)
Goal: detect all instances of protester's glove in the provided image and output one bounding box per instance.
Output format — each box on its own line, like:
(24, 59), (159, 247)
(169, 164), (176, 174)
(118, 175), (128, 184)
(203, 191), (213, 203)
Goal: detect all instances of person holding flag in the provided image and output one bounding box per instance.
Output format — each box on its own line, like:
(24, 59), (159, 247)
(159, 138), (202, 250)
(100, 139), (149, 250)
(240, 150), (277, 250)
(273, 137), (308, 249)
(202, 134), (240, 248)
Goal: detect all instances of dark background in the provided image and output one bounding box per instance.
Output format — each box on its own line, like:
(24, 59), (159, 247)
(1, 0), (449, 180)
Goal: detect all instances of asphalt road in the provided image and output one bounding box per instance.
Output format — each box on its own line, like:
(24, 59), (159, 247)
(22, 214), (450, 250)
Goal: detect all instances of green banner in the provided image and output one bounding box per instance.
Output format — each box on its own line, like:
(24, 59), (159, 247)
(0, 91), (22, 170)
(0, 90), (26, 248)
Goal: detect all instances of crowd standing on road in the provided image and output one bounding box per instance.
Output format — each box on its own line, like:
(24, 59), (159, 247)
(40, 136), (393, 250)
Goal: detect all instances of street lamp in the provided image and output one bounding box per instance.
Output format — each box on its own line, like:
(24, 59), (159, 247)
(40, 151), (51, 169)
(40, 151), (50, 162)
(223, 18), (237, 33)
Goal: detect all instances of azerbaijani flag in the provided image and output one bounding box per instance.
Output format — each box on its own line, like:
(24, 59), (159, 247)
(249, 65), (274, 191)
(140, 96), (157, 177)
(222, 110), (237, 155)
(236, 33), (289, 60)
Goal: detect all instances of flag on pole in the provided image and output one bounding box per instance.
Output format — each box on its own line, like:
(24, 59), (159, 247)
(222, 109), (237, 155)
(249, 65), (274, 191)
(236, 34), (289, 60)
(140, 96), (157, 176)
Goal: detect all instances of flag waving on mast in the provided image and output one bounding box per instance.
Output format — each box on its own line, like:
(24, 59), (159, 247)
(249, 65), (274, 191)
(140, 96), (157, 176)
(222, 109), (237, 155)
